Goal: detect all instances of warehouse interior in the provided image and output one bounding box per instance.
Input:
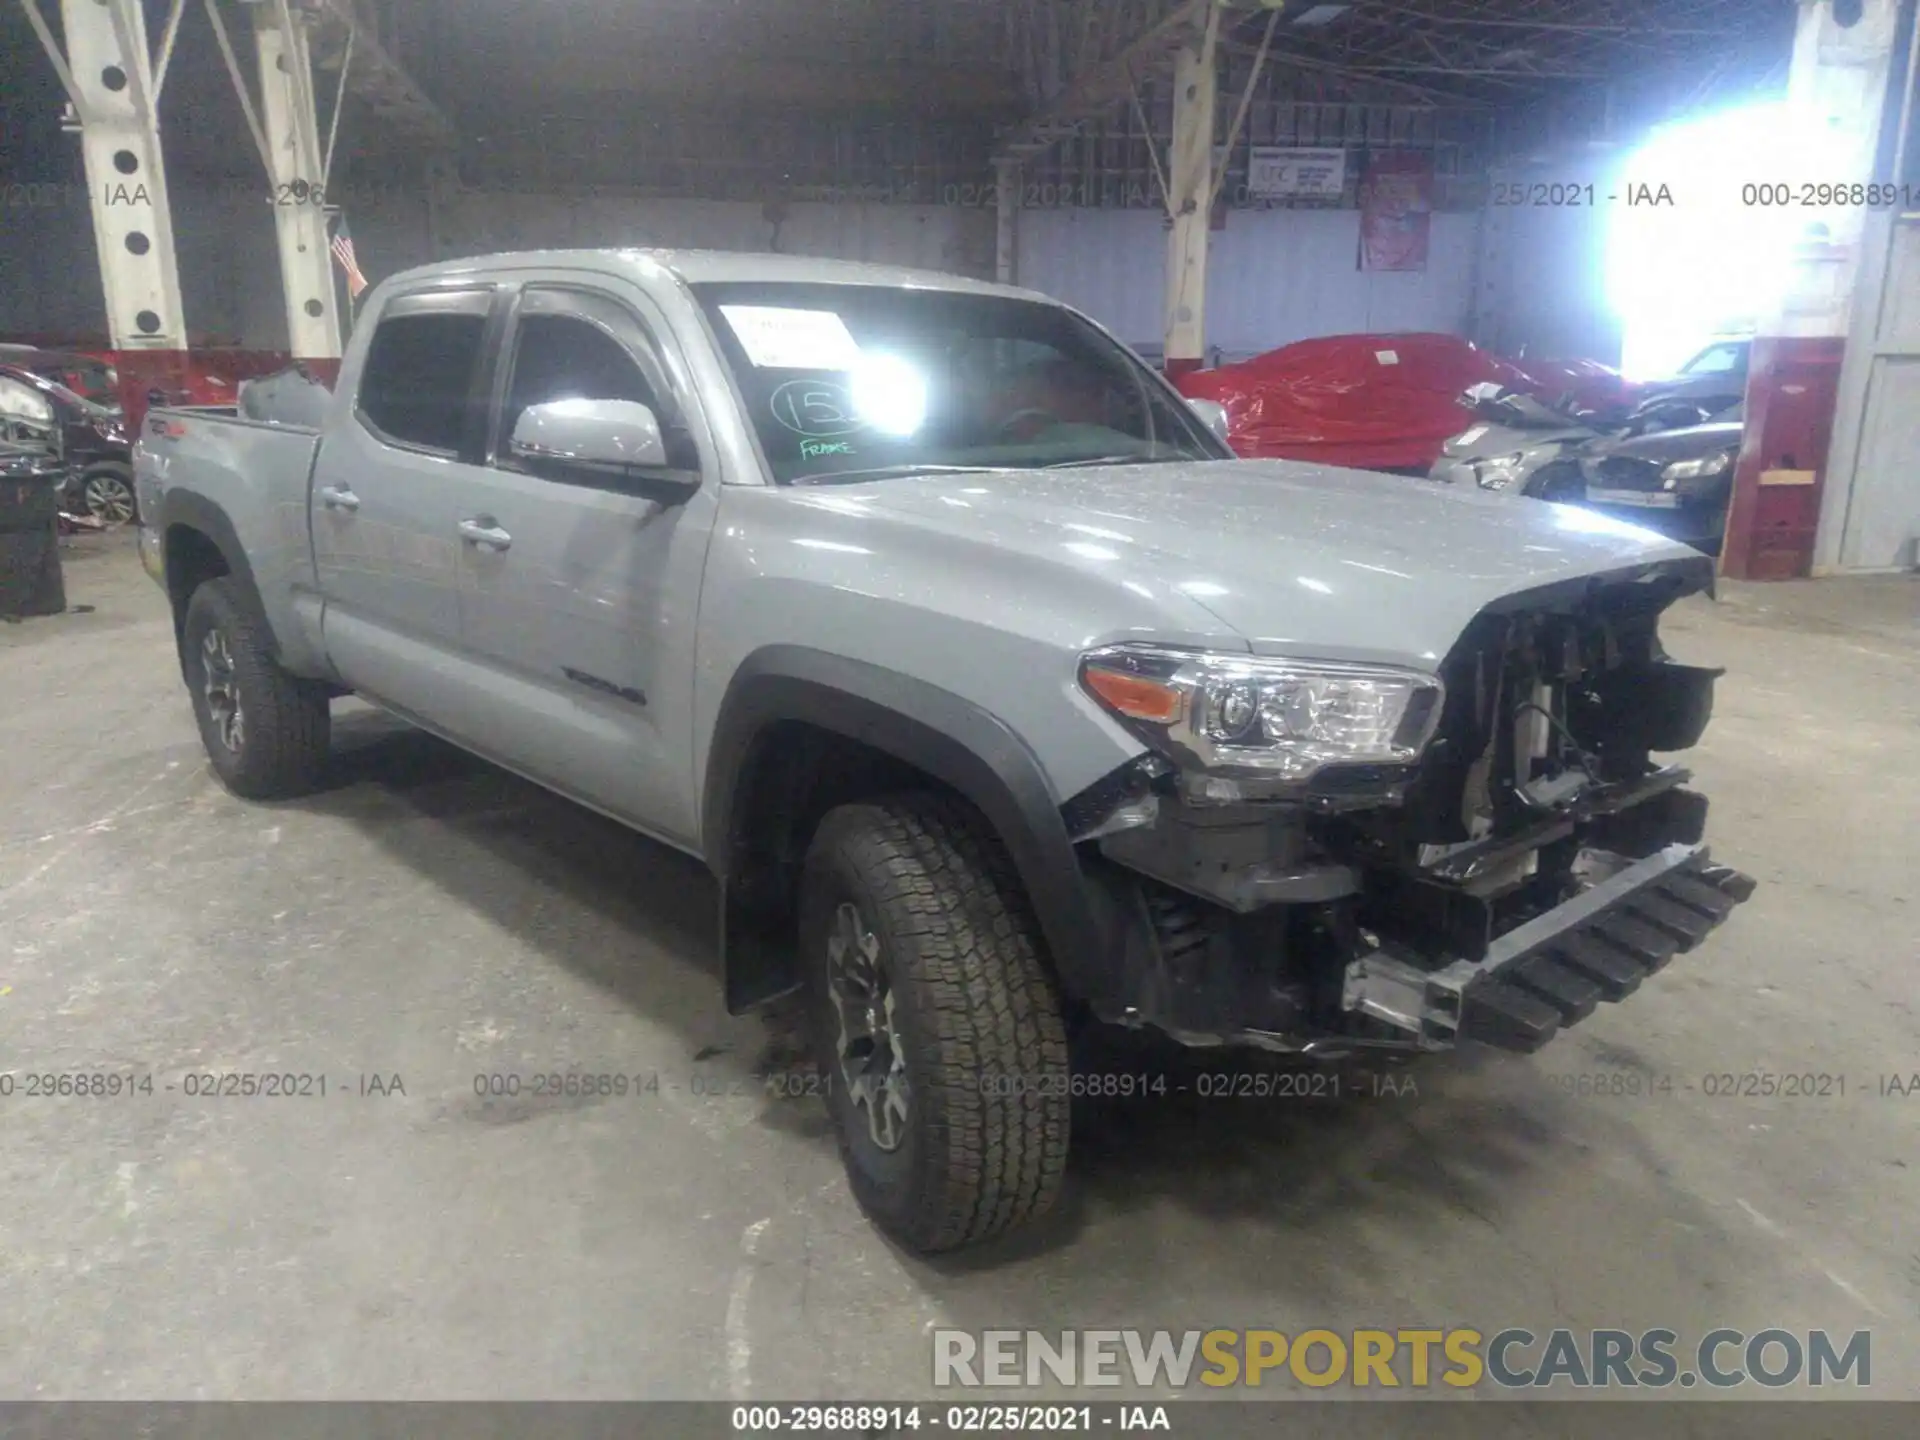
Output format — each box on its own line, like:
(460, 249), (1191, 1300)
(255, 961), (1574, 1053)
(3, 0), (1918, 1414)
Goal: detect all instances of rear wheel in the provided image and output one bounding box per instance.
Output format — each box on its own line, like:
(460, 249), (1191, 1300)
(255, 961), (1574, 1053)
(182, 578), (331, 799)
(800, 794), (1070, 1253)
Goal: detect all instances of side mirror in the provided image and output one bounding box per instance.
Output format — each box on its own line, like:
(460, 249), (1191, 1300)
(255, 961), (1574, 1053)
(1186, 397), (1232, 446)
(509, 398), (699, 502)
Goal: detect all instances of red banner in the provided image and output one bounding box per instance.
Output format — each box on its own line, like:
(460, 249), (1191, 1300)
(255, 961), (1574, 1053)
(1358, 150), (1434, 273)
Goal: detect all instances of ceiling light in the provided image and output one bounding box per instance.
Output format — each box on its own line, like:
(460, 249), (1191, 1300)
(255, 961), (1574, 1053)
(1291, 4), (1352, 26)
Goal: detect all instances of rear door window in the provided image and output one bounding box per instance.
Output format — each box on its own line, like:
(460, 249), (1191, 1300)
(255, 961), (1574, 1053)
(356, 300), (490, 454)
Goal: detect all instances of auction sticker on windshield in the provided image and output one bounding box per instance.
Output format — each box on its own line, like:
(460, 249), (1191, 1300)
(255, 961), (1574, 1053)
(719, 305), (863, 369)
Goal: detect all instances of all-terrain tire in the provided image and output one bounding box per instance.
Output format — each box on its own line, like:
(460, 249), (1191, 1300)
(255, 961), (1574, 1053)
(800, 794), (1071, 1253)
(182, 577), (331, 799)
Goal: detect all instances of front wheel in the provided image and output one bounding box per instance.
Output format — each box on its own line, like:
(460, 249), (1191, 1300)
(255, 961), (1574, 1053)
(800, 795), (1071, 1253)
(77, 464), (137, 525)
(182, 578), (331, 799)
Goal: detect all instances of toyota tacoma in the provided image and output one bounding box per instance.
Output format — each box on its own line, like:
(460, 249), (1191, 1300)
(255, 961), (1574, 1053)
(135, 249), (1753, 1252)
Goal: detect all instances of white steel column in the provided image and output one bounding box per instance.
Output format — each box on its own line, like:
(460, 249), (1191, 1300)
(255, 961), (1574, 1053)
(1776, 0), (1903, 345)
(1722, 0), (1903, 578)
(255, 7), (341, 359)
(1806, 0), (1911, 571)
(1162, 14), (1218, 376)
(49, 0), (187, 349)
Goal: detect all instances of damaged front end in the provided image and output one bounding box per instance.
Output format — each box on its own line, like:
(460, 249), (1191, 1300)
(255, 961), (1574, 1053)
(1068, 557), (1755, 1056)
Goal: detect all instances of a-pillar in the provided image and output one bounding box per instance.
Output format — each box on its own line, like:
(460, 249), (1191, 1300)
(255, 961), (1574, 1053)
(1722, 0), (1904, 579)
(1163, 34), (1217, 379)
(254, 6), (342, 362)
(56, 0), (187, 377)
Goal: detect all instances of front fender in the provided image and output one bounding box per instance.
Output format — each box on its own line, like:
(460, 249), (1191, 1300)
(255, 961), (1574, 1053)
(704, 646), (1108, 1014)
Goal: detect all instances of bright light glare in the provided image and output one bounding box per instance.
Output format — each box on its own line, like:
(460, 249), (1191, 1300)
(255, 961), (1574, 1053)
(1062, 542), (1120, 562)
(1609, 102), (1841, 379)
(850, 352), (927, 437)
(1547, 501), (1665, 544)
(792, 538), (873, 555)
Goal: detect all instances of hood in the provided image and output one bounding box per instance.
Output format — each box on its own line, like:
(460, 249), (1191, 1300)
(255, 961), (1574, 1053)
(1594, 420), (1743, 464)
(1637, 373), (1744, 409)
(834, 459), (1706, 671)
(1443, 418), (1595, 458)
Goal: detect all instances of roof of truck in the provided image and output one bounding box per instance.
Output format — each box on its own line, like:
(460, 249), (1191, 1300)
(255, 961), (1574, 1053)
(383, 249), (1044, 302)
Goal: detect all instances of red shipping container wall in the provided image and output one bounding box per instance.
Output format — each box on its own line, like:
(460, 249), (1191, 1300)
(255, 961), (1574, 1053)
(109, 350), (339, 434)
(1719, 336), (1846, 581)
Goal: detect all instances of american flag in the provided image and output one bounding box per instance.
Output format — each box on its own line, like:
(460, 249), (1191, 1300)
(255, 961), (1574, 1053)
(330, 216), (368, 298)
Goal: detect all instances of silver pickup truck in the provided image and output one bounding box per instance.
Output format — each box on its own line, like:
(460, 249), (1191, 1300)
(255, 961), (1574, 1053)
(136, 249), (1752, 1252)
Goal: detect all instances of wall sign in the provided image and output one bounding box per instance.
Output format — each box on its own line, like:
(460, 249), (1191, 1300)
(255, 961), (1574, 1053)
(1245, 147), (1348, 200)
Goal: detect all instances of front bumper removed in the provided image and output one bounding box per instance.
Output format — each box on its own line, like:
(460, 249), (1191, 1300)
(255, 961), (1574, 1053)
(1341, 844), (1755, 1053)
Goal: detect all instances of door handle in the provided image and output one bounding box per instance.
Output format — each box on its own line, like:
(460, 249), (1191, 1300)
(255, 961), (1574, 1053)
(458, 517), (512, 551)
(317, 484), (360, 512)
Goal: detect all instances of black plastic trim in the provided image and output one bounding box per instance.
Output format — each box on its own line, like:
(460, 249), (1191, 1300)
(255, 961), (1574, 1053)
(1456, 850), (1756, 1052)
(155, 489), (273, 665)
(1473, 554), (1716, 617)
(703, 646), (1103, 1013)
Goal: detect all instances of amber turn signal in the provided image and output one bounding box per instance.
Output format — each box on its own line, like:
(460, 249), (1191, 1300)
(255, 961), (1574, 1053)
(1082, 664), (1183, 724)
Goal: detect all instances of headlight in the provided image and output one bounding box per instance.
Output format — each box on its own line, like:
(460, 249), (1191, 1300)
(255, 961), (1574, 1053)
(1660, 450), (1732, 487)
(1079, 644), (1444, 798)
(1476, 452), (1527, 490)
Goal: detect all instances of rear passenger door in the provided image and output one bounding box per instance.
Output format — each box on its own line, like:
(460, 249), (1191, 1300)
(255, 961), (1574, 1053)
(452, 282), (719, 845)
(313, 288), (494, 718)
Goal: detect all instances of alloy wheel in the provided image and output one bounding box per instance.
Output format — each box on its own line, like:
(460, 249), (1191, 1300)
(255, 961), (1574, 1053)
(200, 628), (245, 752)
(83, 473), (135, 524)
(826, 900), (910, 1151)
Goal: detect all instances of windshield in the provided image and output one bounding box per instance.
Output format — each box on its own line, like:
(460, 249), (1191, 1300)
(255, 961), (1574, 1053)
(691, 282), (1229, 484)
(53, 361), (120, 408)
(0, 365), (117, 420)
(49, 377), (115, 418)
(1678, 342), (1746, 376)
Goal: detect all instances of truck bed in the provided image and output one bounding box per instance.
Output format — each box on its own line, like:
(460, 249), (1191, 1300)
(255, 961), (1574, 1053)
(140, 406), (323, 507)
(135, 406), (327, 666)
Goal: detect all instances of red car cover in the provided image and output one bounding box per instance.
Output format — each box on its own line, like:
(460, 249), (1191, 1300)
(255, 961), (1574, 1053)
(1174, 333), (1624, 472)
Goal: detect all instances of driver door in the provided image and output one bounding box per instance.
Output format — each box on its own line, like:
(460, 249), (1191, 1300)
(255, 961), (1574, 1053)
(452, 281), (718, 845)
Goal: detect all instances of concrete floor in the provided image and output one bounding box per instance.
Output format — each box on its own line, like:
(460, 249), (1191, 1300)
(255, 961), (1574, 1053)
(2, 531), (1917, 1404)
